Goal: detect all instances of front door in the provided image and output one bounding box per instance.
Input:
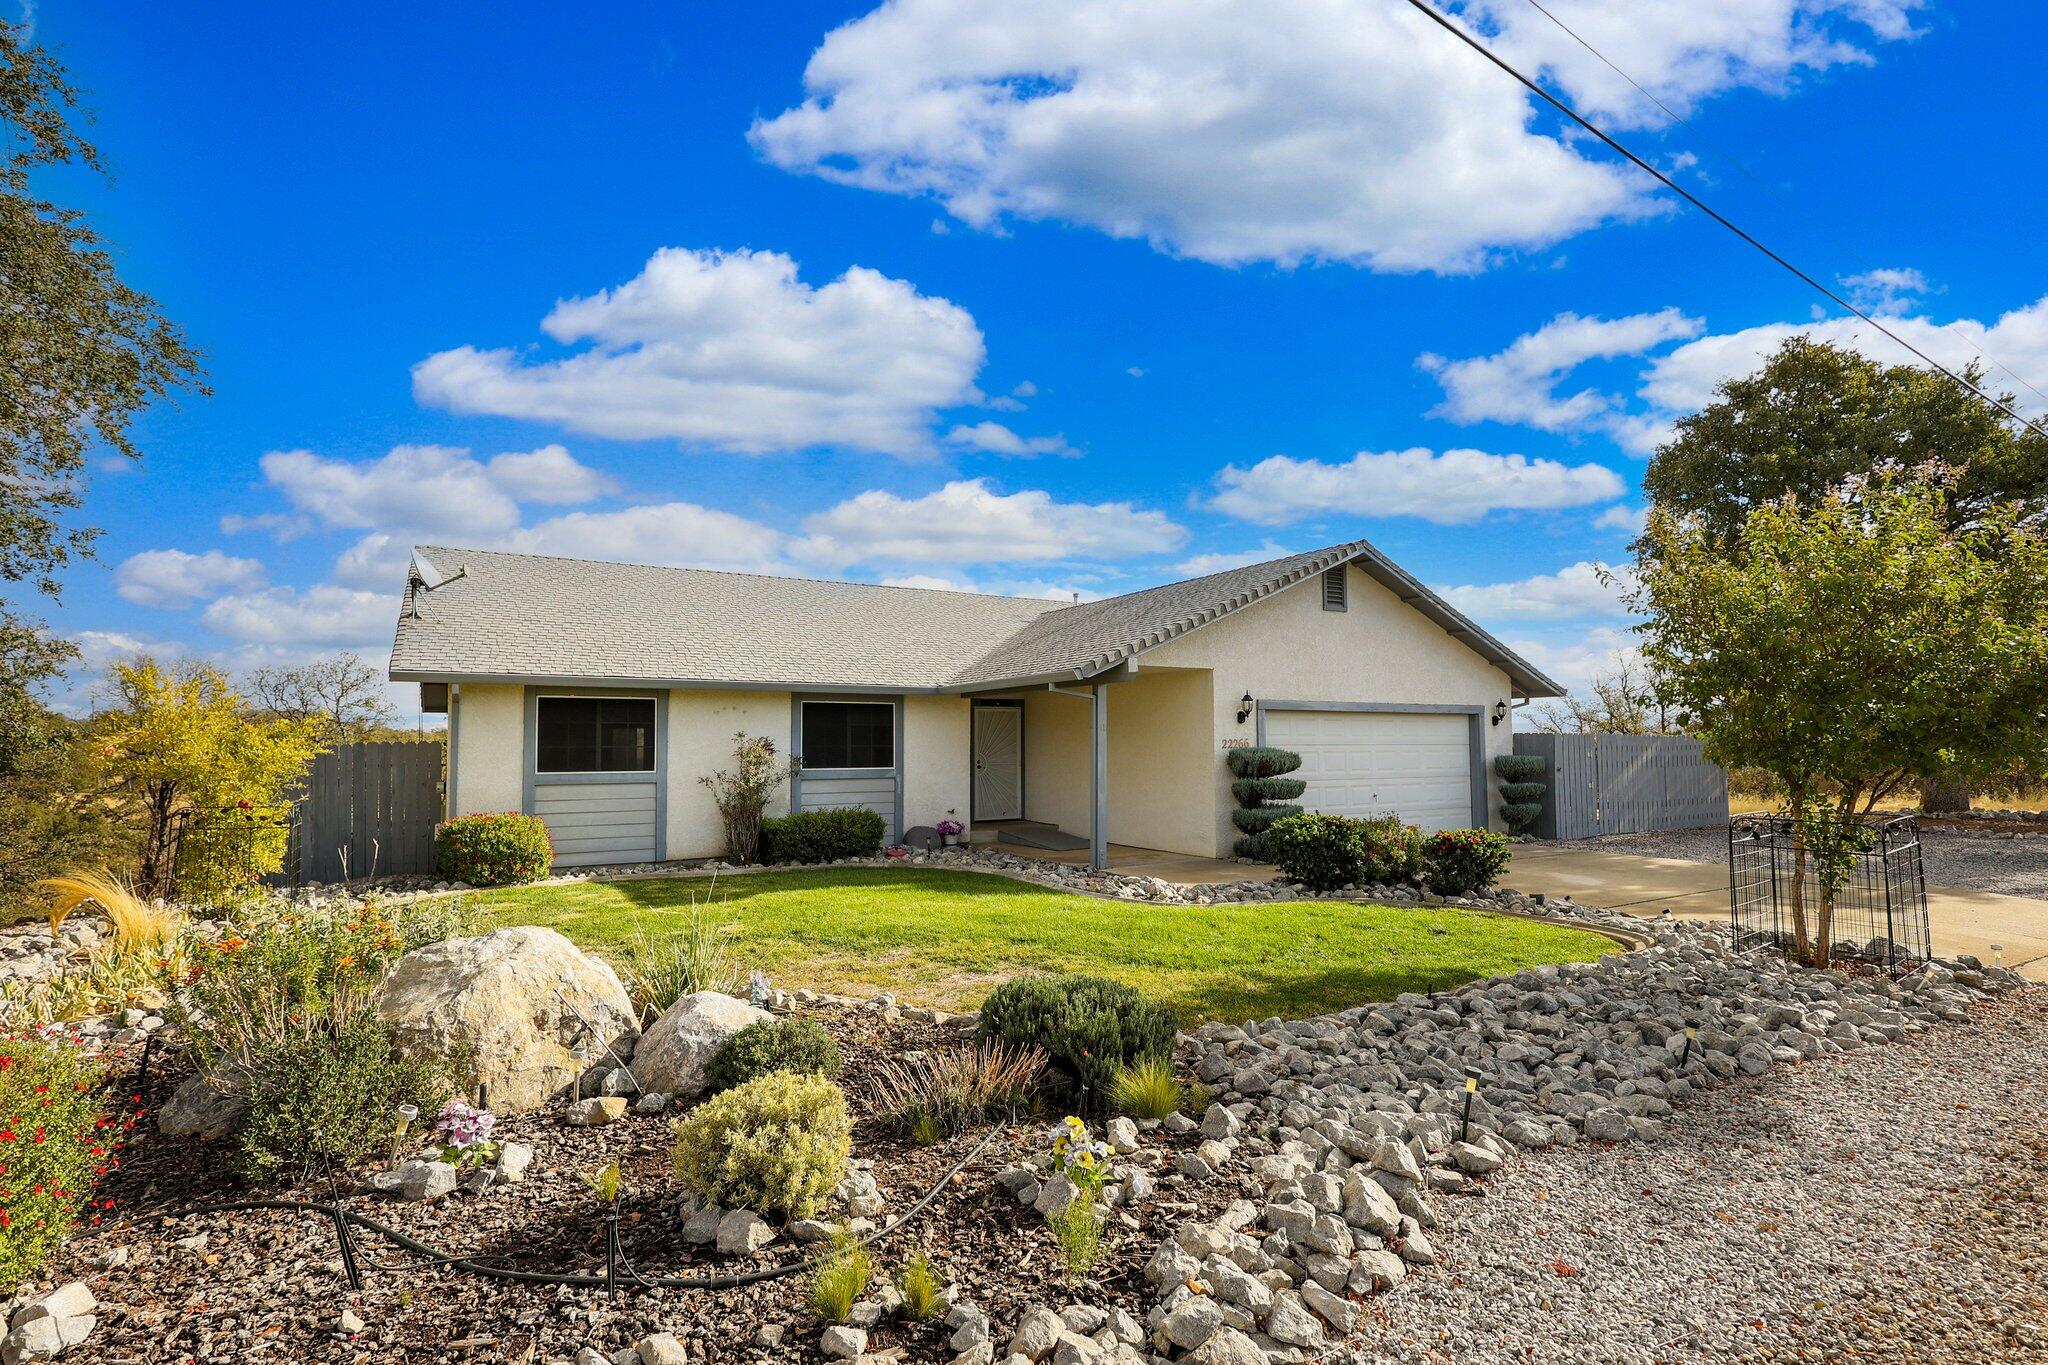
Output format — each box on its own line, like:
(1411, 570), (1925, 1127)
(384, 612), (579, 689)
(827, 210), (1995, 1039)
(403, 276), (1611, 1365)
(972, 705), (1023, 821)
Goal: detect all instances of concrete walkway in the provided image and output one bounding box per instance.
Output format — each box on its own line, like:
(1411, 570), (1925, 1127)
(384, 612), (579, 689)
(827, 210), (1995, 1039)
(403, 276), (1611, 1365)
(999, 841), (1279, 885)
(1509, 843), (2048, 981)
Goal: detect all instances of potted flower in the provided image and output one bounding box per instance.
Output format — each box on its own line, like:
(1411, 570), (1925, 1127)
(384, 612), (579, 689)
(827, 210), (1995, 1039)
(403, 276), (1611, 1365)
(936, 815), (965, 847)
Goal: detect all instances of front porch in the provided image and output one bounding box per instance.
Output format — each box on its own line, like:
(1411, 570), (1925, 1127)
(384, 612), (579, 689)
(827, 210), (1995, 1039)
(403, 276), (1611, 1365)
(981, 826), (1276, 885)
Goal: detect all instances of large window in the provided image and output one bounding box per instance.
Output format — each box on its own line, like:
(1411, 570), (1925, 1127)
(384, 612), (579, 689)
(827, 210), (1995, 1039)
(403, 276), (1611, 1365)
(801, 701), (895, 770)
(536, 696), (656, 773)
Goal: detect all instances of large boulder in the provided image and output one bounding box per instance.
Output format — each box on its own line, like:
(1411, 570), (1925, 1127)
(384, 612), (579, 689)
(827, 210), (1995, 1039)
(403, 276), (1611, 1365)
(628, 991), (770, 1098)
(157, 1072), (247, 1140)
(371, 926), (637, 1114)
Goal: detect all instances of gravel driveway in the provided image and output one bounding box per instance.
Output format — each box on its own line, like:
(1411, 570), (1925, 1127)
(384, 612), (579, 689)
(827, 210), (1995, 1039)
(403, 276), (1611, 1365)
(1352, 989), (2047, 1363)
(1556, 826), (2048, 900)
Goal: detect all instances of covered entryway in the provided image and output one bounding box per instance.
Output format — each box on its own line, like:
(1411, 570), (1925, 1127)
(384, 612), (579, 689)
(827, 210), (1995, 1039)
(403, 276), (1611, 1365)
(1261, 704), (1481, 833)
(971, 702), (1024, 821)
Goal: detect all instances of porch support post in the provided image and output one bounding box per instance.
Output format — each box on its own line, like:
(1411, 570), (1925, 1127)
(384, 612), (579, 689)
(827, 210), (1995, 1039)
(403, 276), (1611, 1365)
(1090, 682), (1108, 871)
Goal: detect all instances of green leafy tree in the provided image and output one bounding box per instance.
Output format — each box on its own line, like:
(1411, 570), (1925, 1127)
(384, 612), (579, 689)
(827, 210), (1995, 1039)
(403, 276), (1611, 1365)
(1630, 480), (2048, 965)
(92, 661), (326, 903)
(0, 624), (114, 915)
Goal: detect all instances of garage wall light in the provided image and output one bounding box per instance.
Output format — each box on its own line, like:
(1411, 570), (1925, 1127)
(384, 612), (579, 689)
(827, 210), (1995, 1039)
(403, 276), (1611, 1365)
(1490, 699), (1508, 727)
(1237, 691), (1256, 724)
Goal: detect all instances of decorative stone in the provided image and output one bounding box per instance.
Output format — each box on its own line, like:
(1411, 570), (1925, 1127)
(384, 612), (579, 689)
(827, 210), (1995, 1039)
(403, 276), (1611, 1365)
(628, 991), (772, 1098)
(1105, 1116), (1140, 1153)
(819, 1324), (867, 1359)
(716, 1208), (775, 1255)
(634, 1332), (689, 1365)
(1185, 1326), (1266, 1365)
(565, 1096), (628, 1127)
(157, 1072), (246, 1140)
(1009, 1306), (1066, 1359)
(371, 926), (638, 1114)
(493, 1141), (534, 1185)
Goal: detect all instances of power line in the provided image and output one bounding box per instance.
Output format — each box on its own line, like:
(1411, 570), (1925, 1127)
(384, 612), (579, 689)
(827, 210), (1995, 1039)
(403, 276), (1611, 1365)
(1394, 0), (2048, 443)
(1512, 0), (2048, 415)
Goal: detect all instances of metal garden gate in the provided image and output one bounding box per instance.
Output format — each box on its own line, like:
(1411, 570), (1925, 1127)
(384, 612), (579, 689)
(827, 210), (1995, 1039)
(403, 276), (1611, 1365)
(1512, 733), (1728, 840)
(278, 741), (445, 885)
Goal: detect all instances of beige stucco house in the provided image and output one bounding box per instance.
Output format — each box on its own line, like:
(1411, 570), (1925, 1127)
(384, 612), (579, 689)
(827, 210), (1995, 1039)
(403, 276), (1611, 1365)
(388, 541), (1563, 870)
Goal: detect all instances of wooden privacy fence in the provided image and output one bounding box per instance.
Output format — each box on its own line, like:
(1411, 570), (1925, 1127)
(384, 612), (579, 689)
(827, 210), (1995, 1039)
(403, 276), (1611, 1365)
(1512, 733), (1728, 840)
(276, 741), (445, 885)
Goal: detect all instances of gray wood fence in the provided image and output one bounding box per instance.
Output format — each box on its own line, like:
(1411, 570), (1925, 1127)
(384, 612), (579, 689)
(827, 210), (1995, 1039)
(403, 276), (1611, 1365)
(1513, 733), (1728, 840)
(278, 741), (445, 885)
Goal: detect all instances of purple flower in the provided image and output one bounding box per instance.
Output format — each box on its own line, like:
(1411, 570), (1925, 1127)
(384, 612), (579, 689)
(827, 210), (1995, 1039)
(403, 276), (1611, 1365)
(434, 1098), (494, 1150)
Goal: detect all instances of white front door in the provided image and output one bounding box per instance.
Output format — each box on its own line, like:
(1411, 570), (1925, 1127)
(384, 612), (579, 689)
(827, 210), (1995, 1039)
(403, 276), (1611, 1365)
(973, 705), (1024, 821)
(1264, 709), (1475, 833)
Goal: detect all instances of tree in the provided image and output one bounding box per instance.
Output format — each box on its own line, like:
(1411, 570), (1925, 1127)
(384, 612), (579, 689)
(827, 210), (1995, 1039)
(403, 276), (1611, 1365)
(1630, 479), (2048, 966)
(1642, 336), (2048, 811)
(0, 621), (114, 910)
(92, 661), (326, 903)
(245, 653), (398, 741)
(1529, 658), (1686, 735)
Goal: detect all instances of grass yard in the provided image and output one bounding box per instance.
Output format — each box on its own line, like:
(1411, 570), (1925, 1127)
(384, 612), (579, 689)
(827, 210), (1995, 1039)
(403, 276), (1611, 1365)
(466, 867), (1616, 1024)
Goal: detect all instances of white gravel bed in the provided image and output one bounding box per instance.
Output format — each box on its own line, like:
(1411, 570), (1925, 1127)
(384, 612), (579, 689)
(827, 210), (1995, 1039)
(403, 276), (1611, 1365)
(1554, 825), (2048, 900)
(1349, 988), (2048, 1364)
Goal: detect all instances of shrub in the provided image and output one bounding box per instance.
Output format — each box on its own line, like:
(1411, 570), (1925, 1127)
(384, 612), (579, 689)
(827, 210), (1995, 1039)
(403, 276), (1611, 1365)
(1499, 781), (1547, 805)
(1494, 754), (1546, 783)
(1355, 814), (1424, 884)
(1226, 746), (1304, 861)
(39, 869), (182, 952)
(434, 812), (553, 886)
(895, 1248), (943, 1321)
(698, 733), (791, 864)
(759, 808), (886, 864)
(621, 905), (741, 1017)
(1229, 775), (1307, 804)
(1494, 755), (1547, 836)
(1265, 811), (1422, 891)
(1229, 804), (1302, 835)
(809, 1228), (871, 1323)
(1109, 1057), (1183, 1120)
(1224, 747), (1301, 779)
(871, 1040), (1047, 1139)
(1500, 802), (1543, 830)
(978, 975), (1175, 1112)
(671, 1072), (852, 1219)
(1419, 827), (1512, 896)
(703, 1019), (841, 1094)
(0, 1038), (121, 1291)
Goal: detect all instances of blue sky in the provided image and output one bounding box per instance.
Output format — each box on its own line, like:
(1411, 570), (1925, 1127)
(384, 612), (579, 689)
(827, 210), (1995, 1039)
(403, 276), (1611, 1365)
(27, 1), (2048, 714)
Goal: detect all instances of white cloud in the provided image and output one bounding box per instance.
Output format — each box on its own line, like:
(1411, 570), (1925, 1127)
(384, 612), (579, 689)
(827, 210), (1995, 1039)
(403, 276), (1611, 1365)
(943, 421), (1077, 458)
(1503, 624), (1642, 695)
(201, 585), (398, 648)
(1437, 560), (1634, 622)
(1420, 309), (1702, 435)
(484, 444), (617, 504)
(796, 478), (1186, 565)
(751, 2), (1910, 273)
(880, 572), (1097, 601)
(1471, 0), (1920, 127)
(258, 443), (616, 547)
(1207, 447), (1626, 526)
(1171, 543), (1293, 576)
(114, 549), (267, 609)
(984, 380), (1037, 413)
(1843, 266), (1932, 314)
(218, 511), (310, 540)
(413, 247), (986, 456)
(506, 502), (793, 574)
(1594, 504), (1648, 534)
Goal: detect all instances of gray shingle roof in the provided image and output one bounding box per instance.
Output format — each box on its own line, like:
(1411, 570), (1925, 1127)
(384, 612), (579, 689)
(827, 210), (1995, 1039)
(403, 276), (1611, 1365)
(389, 540), (1564, 697)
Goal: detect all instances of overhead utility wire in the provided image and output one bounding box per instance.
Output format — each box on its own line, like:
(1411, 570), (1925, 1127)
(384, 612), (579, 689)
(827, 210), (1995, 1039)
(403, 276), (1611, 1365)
(1514, 0), (2048, 414)
(1395, 0), (2048, 443)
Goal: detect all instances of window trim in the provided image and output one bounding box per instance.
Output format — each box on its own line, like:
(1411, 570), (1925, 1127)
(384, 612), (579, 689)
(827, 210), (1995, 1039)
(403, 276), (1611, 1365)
(1322, 564), (1348, 612)
(796, 698), (899, 775)
(533, 693), (661, 776)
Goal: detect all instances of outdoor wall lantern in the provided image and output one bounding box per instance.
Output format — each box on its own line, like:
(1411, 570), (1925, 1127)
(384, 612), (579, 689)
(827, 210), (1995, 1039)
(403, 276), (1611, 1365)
(1491, 699), (1509, 727)
(1237, 691), (1256, 724)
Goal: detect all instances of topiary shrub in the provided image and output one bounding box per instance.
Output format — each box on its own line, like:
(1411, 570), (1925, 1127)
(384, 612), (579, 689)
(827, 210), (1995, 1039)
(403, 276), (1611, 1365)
(0, 1039), (118, 1291)
(1419, 827), (1512, 896)
(759, 808), (887, 864)
(1493, 754), (1548, 835)
(703, 1018), (842, 1094)
(977, 973), (1176, 1112)
(435, 812), (553, 886)
(1226, 746), (1304, 859)
(671, 1071), (853, 1219)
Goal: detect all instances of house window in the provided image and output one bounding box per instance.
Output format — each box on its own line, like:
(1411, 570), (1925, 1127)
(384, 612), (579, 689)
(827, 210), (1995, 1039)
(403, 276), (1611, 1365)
(801, 701), (895, 770)
(536, 696), (656, 773)
(1322, 565), (1348, 611)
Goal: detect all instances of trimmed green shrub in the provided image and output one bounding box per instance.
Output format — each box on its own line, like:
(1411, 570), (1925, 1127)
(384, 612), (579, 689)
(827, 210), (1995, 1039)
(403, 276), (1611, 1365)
(0, 1039), (114, 1290)
(1493, 754), (1546, 783)
(671, 1071), (853, 1219)
(1229, 803), (1302, 834)
(1500, 781), (1548, 804)
(1230, 775), (1307, 804)
(1493, 754), (1548, 835)
(703, 1018), (842, 1094)
(759, 808), (886, 864)
(1419, 827), (1512, 896)
(435, 812), (553, 886)
(1500, 802), (1543, 830)
(978, 974), (1176, 1112)
(1356, 814), (1424, 885)
(1224, 746), (1302, 779)
(1266, 811), (1422, 890)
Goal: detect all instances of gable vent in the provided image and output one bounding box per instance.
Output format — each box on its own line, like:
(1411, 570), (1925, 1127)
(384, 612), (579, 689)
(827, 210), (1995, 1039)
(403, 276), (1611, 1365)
(1322, 564), (1348, 612)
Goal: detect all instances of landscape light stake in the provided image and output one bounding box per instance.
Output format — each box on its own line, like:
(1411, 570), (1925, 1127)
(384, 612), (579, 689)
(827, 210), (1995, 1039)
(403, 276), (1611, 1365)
(1460, 1072), (1478, 1143)
(133, 1031), (158, 1087)
(1679, 1027), (1696, 1071)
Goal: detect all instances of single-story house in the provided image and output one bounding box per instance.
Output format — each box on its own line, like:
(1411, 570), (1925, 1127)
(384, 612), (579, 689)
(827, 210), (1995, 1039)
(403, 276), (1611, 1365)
(388, 541), (1564, 870)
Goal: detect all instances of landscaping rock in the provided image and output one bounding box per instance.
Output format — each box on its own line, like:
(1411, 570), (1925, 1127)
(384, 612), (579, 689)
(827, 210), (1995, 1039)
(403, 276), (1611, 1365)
(627, 990), (771, 1098)
(371, 926), (637, 1114)
(157, 1072), (246, 1141)
(1185, 1327), (1265, 1365)
(715, 1208), (775, 1255)
(565, 1096), (628, 1127)
(634, 1332), (687, 1365)
(492, 1141), (534, 1185)
(819, 1324), (867, 1359)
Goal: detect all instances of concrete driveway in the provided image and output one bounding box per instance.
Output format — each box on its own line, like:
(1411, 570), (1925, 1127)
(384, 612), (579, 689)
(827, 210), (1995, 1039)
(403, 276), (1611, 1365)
(1509, 843), (2048, 982)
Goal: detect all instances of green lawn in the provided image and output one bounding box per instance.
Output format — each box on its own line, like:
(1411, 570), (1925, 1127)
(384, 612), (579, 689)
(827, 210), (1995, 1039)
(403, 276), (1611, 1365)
(465, 867), (1614, 1024)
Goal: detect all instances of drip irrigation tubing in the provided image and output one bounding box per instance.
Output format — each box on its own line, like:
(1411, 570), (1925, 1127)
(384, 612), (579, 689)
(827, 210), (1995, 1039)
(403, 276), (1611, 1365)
(166, 1121), (1008, 1291)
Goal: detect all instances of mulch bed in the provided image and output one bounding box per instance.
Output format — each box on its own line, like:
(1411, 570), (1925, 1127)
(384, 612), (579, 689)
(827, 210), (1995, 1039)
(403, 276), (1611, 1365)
(40, 1002), (1253, 1363)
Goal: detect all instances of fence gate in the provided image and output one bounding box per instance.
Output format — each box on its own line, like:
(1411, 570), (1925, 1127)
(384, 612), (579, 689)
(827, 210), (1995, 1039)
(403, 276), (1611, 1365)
(279, 741), (445, 885)
(1513, 733), (1728, 840)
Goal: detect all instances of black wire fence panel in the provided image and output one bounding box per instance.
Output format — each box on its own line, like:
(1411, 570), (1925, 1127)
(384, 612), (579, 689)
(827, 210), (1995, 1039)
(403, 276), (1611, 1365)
(1727, 814), (1931, 969)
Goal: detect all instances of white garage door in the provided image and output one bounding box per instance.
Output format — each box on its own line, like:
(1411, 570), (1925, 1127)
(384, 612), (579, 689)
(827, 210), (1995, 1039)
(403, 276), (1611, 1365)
(1264, 709), (1475, 833)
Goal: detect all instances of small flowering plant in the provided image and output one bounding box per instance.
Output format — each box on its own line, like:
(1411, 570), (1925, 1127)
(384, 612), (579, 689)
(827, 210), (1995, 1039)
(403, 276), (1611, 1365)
(1047, 1115), (1114, 1192)
(432, 1098), (497, 1171)
(935, 818), (965, 838)
(0, 1036), (133, 1290)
